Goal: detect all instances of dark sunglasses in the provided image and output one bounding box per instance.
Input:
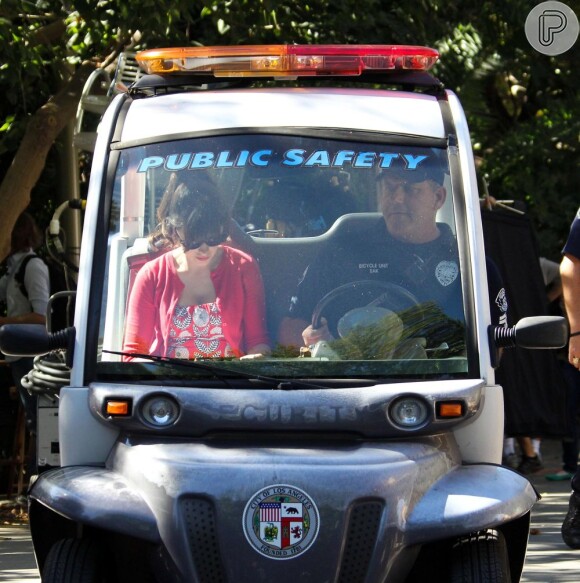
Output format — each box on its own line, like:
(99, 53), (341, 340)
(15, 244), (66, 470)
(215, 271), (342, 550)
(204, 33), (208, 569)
(182, 232), (228, 250)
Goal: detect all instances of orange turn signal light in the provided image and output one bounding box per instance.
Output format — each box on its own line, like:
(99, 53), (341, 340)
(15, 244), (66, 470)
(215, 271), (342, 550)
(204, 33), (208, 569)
(436, 401), (464, 419)
(105, 400), (131, 416)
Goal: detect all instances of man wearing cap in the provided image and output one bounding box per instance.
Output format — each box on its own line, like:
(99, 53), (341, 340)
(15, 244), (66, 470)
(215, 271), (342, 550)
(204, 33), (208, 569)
(278, 158), (466, 348)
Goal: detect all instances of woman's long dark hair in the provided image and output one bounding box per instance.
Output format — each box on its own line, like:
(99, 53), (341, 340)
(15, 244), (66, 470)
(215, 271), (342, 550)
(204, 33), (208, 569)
(148, 173), (230, 251)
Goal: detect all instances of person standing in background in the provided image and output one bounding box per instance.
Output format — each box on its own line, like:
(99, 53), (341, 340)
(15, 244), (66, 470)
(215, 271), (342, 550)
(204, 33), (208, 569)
(560, 207), (580, 549)
(540, 256), (580, 482)
(0, 211), (50, 439)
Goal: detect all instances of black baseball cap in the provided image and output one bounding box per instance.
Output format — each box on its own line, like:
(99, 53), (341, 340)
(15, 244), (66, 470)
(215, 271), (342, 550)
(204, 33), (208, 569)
(376, 149), (448, 185)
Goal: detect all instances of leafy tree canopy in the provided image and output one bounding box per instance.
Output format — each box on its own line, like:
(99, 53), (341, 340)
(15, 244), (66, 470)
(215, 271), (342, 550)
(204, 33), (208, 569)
(0, 0), (578, 260)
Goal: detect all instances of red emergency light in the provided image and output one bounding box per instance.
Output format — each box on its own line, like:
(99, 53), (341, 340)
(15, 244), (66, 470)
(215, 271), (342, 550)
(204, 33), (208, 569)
(135, 45), (439, 77)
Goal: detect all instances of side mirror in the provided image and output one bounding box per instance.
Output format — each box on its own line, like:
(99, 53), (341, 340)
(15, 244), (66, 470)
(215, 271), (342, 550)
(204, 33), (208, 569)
(0, 324), (75, 366)
(490, 315), (568, 349)
(488, 316), (568, 369)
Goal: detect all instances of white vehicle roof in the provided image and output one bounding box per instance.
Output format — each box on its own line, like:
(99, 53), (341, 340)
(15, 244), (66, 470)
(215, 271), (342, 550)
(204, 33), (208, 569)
(120, 87), (446, 143)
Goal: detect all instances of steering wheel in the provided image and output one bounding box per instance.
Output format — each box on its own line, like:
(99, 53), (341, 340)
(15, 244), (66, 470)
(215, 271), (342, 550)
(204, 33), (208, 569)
(311, 280), (420, 338)
(309, 280), (424, 360)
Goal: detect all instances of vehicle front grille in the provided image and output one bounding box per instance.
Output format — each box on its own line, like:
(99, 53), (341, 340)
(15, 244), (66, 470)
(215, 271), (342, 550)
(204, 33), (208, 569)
(338, 500), (384, 583)
(181, 497), (226, 583)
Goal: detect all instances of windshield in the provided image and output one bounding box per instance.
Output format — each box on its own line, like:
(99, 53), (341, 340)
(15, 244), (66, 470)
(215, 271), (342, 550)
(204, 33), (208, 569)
(97, 133), (467, 383)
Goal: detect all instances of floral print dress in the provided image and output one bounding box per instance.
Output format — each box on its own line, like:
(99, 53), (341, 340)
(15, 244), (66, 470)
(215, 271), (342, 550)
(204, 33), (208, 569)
(167, 303), (234, 359)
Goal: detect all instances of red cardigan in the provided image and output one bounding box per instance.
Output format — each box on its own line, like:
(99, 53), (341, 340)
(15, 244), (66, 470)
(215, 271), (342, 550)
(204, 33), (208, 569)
(123, 246), (269, 359)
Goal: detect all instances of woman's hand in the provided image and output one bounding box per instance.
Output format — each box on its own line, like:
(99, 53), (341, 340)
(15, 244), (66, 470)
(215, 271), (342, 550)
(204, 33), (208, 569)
(240, 343), (271, 359)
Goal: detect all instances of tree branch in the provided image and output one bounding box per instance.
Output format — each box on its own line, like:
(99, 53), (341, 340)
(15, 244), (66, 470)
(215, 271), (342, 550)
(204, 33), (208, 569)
(28, 19), (68, 47)
(0, 61), (96, 262)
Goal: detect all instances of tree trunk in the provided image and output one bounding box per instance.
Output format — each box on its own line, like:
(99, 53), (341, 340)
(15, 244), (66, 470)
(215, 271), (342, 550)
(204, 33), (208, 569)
(0, 61), (95, 262)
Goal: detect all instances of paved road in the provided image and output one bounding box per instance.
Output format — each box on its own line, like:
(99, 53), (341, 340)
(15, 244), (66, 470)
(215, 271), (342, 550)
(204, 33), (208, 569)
(0, 523), (37, 582)
(523, 470), (579, 582)
(0, 439), (578, 582)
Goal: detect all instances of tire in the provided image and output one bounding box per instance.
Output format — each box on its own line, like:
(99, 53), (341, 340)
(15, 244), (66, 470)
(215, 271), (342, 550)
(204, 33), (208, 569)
(449, 529), (511, 583)
(42, 538), (106, 583)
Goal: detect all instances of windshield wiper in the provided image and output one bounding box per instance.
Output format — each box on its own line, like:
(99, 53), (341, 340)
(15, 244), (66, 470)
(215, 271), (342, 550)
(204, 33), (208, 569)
(102, 350), (329, 390)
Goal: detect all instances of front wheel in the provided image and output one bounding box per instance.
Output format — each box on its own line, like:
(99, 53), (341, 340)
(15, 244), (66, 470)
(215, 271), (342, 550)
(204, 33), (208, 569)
(449, 529), (511, 583)
(43, 538), (107, 583)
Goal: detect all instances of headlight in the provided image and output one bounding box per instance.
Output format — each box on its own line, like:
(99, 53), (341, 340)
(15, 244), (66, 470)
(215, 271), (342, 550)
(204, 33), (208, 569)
(141, 395), (179, 427)
(389, 396), (429, 429)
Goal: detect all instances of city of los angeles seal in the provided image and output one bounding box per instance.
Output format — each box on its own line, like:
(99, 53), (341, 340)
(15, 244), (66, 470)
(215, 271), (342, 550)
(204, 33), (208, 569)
(242, 484), (320, 560)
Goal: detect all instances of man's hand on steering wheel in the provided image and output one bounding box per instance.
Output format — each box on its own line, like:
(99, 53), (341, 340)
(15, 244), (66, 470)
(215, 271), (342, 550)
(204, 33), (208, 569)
(302, 317), (333, 346)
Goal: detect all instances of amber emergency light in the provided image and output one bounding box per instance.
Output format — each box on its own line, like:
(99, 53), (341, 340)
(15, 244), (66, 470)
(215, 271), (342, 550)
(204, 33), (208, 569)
(135, 45), (439, 77)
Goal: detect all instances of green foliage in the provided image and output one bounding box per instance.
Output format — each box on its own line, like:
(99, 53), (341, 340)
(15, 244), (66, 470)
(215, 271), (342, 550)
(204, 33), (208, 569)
(429, 2), (579, 257)
(0, 0), (578, 251)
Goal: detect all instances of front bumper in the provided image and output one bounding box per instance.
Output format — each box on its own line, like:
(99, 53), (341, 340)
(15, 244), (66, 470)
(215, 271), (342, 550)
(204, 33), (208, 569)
(29, 435), (537, 582)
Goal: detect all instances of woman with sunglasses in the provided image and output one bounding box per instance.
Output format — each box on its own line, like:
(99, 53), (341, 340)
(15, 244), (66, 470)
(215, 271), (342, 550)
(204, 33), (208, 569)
(123, 173), (270, 360)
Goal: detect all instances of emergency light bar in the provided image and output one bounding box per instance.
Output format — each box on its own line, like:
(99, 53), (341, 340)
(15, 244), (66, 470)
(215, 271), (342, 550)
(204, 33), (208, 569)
(135, 45), (439, 77)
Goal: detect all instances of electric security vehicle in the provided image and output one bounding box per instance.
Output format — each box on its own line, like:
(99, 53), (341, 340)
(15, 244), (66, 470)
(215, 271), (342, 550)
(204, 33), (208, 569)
(0, 45), (567, 582)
